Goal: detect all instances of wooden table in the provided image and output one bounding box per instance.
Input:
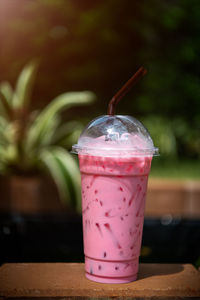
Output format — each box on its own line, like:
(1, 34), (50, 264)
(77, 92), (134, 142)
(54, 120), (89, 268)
(0, 263), (200, 299)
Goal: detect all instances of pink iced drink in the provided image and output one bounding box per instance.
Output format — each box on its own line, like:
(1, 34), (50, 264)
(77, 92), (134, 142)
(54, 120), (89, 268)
(79, 153), (152, 283)
(72, 114), (158, 283)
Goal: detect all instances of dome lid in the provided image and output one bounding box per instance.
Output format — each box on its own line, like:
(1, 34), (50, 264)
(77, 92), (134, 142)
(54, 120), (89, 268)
(72, 115), (158, 157)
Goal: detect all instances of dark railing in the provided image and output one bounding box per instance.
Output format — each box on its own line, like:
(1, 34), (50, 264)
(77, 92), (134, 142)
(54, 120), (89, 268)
(0, 214), (200, 267)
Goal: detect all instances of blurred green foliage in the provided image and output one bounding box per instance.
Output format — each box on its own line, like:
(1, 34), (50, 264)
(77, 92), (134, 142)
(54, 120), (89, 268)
(0, 61), (95, 210)
(0, 0), (200, 164)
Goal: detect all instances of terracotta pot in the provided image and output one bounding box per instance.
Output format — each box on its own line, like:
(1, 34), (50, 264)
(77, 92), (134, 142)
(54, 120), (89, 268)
(1, 176), (199, 217)
(0, 175), (69, 215)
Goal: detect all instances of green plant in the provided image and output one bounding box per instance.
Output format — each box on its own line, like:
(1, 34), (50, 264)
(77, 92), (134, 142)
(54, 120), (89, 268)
(142, 115), (200, 160)
(142, 115), (177, 158)
(0, 61), (95, 211)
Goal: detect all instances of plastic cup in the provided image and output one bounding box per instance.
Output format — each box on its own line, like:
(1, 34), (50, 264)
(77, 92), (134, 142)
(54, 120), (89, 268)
(72, 115), (158, 283)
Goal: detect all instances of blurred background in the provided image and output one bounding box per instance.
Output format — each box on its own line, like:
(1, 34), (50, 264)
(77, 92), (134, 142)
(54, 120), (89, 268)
(0, 0), (200, 268)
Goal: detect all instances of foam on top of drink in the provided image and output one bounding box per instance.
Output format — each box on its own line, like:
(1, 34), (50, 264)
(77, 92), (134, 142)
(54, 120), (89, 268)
(72, 115), (158, 157)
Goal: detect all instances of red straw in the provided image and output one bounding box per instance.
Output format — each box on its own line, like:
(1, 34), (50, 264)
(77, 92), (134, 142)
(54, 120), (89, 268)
(107, 66), (147, 115)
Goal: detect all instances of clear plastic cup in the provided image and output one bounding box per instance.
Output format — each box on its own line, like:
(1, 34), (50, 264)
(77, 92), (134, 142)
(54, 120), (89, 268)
(72, 115), (158, 283)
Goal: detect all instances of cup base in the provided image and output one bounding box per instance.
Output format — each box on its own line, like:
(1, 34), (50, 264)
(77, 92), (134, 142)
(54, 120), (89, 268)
(85, 272), (137, 284)
(85, 256), (139, 284)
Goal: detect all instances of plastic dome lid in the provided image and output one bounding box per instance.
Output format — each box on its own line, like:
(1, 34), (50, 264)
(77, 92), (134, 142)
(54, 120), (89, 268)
(72, 115), (159, 157)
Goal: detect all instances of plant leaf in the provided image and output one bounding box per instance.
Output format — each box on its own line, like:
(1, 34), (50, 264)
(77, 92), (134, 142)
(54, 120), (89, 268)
(51, 120), (83, 145)
(37, 115), (61, 147)
(0, 81), (13, 104)
(25, 91), (95, 151)
(0, 82), (13, 119)
(23, 114), (61, 157)
(57, 128), (82, 149)
(12, 60), (38, 109)
(52, 147), (82, 211)
(39, 147), (82, 211)
(39, 148), (71, 204)
(0, 117), (9, 145)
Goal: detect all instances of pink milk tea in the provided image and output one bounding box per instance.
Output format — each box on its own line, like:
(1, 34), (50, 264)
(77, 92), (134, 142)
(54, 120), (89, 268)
(72, 115), (158, 283)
